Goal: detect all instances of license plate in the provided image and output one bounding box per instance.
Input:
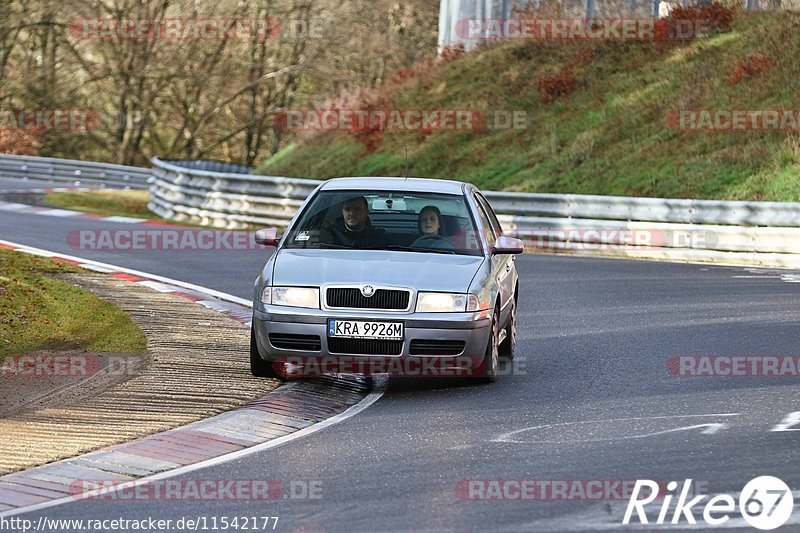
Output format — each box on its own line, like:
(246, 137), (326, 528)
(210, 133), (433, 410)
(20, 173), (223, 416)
(328, 320), (403, 340)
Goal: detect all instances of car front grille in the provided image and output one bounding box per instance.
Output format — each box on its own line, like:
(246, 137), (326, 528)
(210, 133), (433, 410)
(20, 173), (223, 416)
(326, 288), (410, 310)
(327, 338), (403, 356)
(409, 340), (466, 356)
(269, 333), (321, 351)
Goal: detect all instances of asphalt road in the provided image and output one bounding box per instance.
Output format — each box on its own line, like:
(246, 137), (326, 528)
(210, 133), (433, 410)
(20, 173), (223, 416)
(3, 178), (800, 532)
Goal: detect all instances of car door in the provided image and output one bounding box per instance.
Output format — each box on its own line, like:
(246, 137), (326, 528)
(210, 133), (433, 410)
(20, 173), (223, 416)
(471, 191), (511, 319)
(475, 192), (515, 317)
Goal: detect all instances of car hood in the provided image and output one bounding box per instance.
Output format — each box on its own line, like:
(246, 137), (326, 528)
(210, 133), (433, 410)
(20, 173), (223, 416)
(273, 249), (485, 293)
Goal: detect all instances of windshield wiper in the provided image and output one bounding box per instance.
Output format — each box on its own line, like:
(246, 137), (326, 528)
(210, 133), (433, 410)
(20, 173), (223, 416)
(381, 245), (456, 255)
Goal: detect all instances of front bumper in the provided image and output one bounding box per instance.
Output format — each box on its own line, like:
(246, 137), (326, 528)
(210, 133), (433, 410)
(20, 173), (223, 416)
(252, 303), (492, 376)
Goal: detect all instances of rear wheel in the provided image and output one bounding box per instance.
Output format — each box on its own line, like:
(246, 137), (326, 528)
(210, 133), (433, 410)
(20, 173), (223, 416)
(499, 296), (516, 360)
(250, 324), (282, 379)
(477, 309), (499, 383)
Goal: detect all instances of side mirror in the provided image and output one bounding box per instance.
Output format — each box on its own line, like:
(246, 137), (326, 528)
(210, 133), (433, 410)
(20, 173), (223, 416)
(255, 228), (281, 247)
(492, 236), (524, 255)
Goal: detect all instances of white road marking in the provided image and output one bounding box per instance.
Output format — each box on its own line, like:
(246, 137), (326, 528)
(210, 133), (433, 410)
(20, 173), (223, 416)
(0, 202), (31, 211)
(738, 267), (800, 285)
(38, 209), (81, 217)
(198, 299), (238, 313)
(771, 411), (800, 432)
(78, 263), (116, 273)
(493, 414), (741, 444)
(0, 239), (251, 307)
(136, 280), (177, 293)
(100, 216), (147, 224)
(637, 423), (729, 437)
(17, 249), (55, 257)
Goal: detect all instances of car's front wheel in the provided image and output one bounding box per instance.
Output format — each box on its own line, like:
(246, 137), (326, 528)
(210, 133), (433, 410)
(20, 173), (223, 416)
(499, 296), (516, 360)
(250, 324), (283, 379)
(477, 309), (499, 383)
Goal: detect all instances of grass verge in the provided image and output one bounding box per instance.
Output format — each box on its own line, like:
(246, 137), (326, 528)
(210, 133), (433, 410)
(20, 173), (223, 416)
(257, 12), (800, 201)
(42, 190), (247, 228)
(45, 189), (153, 219)
(0, 249), (148, 359)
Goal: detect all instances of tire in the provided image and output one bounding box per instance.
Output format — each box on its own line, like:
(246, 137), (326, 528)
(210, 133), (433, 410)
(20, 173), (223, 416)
(499, 296), (516, 360)
(250, 324), (282, 379)
(477, 309), (500, 383)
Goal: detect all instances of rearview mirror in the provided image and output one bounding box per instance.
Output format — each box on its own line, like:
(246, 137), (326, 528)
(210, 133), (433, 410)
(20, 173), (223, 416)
(492, 236), (524, 255)
(255, 228), (280, 247)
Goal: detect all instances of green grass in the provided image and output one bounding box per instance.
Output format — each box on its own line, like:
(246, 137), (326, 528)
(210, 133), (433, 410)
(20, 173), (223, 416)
(257, 12), (800, 201)
(0, 249), (147, 359)
(45, 190), (154, 219)
(44, 190), (254, 229)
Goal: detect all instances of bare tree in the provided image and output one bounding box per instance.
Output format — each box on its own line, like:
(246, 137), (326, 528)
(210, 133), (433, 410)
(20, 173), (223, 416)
(1, 0), (440, 163)
(1, 0), (34, 103)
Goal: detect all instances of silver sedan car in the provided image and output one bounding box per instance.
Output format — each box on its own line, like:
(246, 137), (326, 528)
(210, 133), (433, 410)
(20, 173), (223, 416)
(250, 177), (523, 382)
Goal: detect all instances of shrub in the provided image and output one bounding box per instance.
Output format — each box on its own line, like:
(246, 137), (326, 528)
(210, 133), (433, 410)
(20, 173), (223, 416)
(657, 1), (736, 41)
(538, 70), (576, 104)
(0, 129), (39, 155)
(439, 44), (466, 63)
(699, 1), (736, 31)
(535, 46), (592, 104)
(347, 95), (393, 154)
(568, 46), (595, 69)
(728, 52), (770, 85)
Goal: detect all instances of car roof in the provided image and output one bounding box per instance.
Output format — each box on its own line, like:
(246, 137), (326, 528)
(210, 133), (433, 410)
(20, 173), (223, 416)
(319, 177), (468, 195)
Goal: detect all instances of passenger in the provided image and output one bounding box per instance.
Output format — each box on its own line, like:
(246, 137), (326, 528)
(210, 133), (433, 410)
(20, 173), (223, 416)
(320, 196), (388, 249)
(411, 206), (454, 249)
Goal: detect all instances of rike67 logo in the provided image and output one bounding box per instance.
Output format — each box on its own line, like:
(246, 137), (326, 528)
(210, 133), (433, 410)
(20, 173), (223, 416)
(623, 477), (794, 530)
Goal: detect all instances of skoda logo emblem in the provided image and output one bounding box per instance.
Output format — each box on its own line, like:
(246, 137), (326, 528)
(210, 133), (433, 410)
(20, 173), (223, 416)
(361, 285), (376, 298)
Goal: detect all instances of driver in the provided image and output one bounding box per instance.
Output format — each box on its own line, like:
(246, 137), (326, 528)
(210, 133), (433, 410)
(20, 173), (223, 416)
(321, 196), (388, 248)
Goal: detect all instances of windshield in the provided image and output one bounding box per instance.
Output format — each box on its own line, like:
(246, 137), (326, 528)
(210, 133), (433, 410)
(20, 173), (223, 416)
(284, 190), (484, 256)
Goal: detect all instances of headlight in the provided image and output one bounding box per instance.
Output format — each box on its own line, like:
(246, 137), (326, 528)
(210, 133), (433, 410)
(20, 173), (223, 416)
(262, 286), (319, 309)
(416, 292), (470, 313)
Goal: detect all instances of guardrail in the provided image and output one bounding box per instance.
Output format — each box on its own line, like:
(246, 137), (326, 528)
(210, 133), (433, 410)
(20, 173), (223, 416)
(148, 158), (320, 228)
(487, 192), (800, 269)
(2, 154), (797, 269)
(0, 154), (151, 189)
(149, 158), (800, 269)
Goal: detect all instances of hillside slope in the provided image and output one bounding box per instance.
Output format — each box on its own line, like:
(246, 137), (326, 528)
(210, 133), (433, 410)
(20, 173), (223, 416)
(257, 12), (800, 201)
